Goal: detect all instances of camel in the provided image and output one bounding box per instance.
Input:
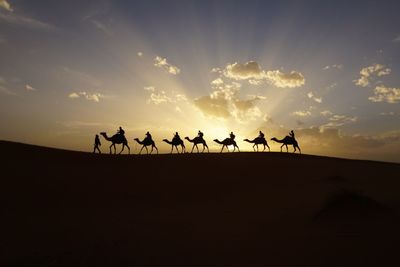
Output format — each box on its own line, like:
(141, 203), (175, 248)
(271, 136), (301, 154)
(243, 137), (270, 152)
(213, 138), (240, 153)
(100, 132), (130, 154)
(163, 138), (186, 154)
(134, 137), (158, 154)
(185, 136), (209, 153)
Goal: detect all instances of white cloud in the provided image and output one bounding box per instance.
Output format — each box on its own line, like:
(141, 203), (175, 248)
(0, 11), (55, 31)
(221, 61), (305, 88)
(307, 91), (322, 103)
(354, 64), (391, 87)
(25, 84), (36, 91)
(323, 64), (343, 70)
(68, 91), (105, 102)
(194, 81), (264, 122)
(144, 86), (187, 105)
(137, 52), (143, 57)
(91, 20), (113, 36)
(265, 70), (305, 88)
(368, 85), (400, 103)
(211, 78), (224, 86)
(292, 110), (312, 117)
(0, 0), (12, 12)
(154, 56), (180, 75)
(320, 110), (333, 116)
(321, 114), (357, 129)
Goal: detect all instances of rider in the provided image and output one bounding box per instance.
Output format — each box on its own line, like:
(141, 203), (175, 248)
(230, 131), (236, 140)
(289, 130), (295, 139)
(258, 130), (265, 138)
(145, 131), (152, 140)
(198, 130), (204, 138)
(173, 132), (180, 141)
(117, 126), (125, 136)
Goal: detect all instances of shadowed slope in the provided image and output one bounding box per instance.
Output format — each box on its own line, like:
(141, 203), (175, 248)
(1, 140), (400, 267)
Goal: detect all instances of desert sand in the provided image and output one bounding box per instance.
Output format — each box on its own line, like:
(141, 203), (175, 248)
(1, 140), (400, 266)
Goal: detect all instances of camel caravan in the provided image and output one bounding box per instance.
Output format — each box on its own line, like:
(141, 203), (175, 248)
(94, 127), (301, 155)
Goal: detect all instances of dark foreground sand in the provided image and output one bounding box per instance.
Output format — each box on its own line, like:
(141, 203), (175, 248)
(1, 140), (400, 266)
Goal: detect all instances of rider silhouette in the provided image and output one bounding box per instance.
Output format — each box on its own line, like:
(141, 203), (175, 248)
(198, 130), (204, 138)
(117, 126), (125, 136)
(93, 134), (101, 154)
(145, 131), (152, 140)
(173, 132), (180, 142)
(258, 131), (265, 138)
(230, 131), (236, 140)
(289, 130), (295, 139)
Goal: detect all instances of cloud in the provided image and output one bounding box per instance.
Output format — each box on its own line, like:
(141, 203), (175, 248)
(0, 0), (12, 12)
(323, 64), (343, 70)
(0, 11), (55, 31)
(221, 61), (305, 88)
(265, 70), (305, 88)
(194, 81), (264, 122)
(68, 91), (105, 102)
(144, 86), (187, 105)
(137, 52), (143, 57)
(154, 56), (180, 75)
(321, 114), (357, 129)
(393, 35), (400, 43)
(211, 77), (224, 86)
(354, 64), (391, 87)
(368, 85), (400, 103)
(320, 110), (333, 116)
(25, 84), (36, 91)
(307, 91), (322, 103)
(292, 110), (312, 117)
(91, 20), (113, 36)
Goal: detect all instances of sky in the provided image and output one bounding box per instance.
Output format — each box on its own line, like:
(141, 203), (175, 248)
(1, 0), (400, 162)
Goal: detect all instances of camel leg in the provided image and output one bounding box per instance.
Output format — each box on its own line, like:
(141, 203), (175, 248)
(280, 144), (284, 152)
(126, 144), (130, 154)
(267, 143), (270, 152)
(205, 144), (209, 153)
(196, 144), (200, 153)
(119, 144), (125, 154)
(285, 144), (288, 152)
(182, 145), (186, 153)
(139, 146), (144, 154)
(154, 145), (159, 154)
(109, 144), (113, 154)
(262, 144), (266, 152)
(236, 145), (240, 152)
(191, 145), (195, 153)
(220, 145), (224, 153)
(253, 144), (256, 152)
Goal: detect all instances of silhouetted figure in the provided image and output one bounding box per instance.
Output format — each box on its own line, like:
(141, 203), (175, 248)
(117, 126), (125, 136)
(93, 134), (101, 154)
(289, 130), (295, 139)
(271, 135), (301, 154)
(185, 131), (209, 153)
(244, 131), (270, 152)
(163, 133), (185, 153)
(145, 131), (152, 140)
(134, 132), (158, 154)
(100, 131), (130, 154)
(214, 136), (240, 153)
(230, 131), (236, 141)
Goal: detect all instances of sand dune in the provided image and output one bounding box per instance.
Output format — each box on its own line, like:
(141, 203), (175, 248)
(1, 140), (400, 266)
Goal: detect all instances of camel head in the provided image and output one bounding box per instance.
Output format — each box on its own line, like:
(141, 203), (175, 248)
(134, 138), (139, 141)
(271, 137), (277, 141)
(184, 137), (189, 140)
(162, 139), (168, 142)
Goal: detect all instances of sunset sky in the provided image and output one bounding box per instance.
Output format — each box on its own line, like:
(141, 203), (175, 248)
(1, 0), (400, 161)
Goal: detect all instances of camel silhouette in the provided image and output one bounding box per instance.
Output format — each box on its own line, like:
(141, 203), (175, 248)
(213, 138), (240, 153)
(100, 132), (130, 154)
(185, 136), (209, 153)
(244, 137), (270, 152)
(271, 136), (301, 153)
(134, 137), (158, 154)
(163, 138), (186, 154)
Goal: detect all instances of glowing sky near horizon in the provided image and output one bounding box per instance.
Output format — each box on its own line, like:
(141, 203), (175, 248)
(0, 0), (400, 161)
